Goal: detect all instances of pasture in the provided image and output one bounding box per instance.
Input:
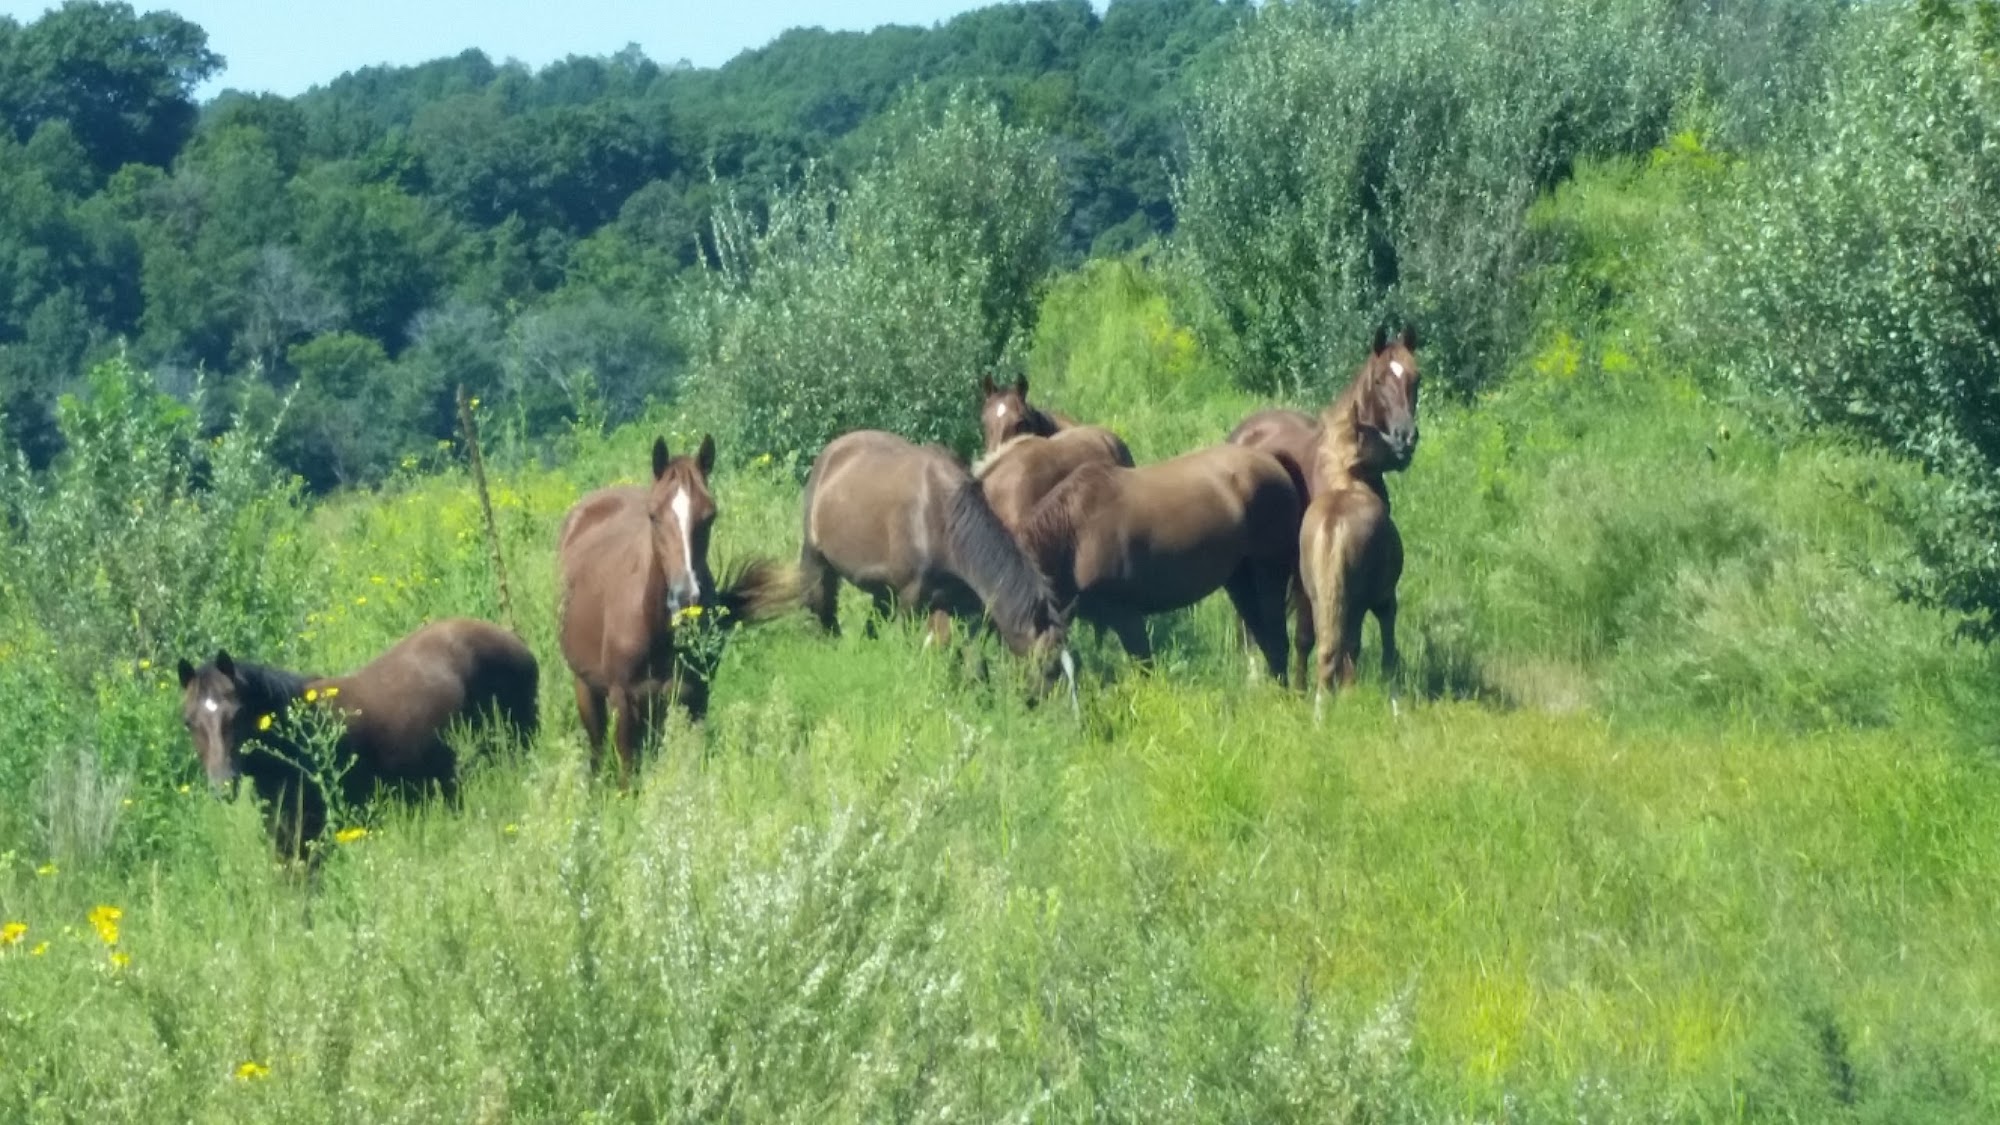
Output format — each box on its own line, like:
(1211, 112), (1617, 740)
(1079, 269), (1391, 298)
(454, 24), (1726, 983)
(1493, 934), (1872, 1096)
(2, 348), (1996, 1122)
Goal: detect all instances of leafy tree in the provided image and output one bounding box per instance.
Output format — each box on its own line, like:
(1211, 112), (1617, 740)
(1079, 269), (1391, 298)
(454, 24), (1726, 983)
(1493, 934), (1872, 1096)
(0, 1), (221, 176)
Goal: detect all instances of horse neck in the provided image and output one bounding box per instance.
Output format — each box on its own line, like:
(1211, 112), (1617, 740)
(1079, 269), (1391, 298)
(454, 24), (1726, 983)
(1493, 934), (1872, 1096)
(942, 482), (1054, 636)
(236, 661), (315, 712)
(1012, 482), (1081, 605)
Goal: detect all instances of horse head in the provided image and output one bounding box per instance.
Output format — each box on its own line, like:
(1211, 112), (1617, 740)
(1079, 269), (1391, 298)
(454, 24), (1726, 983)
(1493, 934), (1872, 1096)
(1351, 326), (1422, 471)
(649, 434), (719, 619)
(979, 372), (1043, 453)
(176, 650), (270, 788)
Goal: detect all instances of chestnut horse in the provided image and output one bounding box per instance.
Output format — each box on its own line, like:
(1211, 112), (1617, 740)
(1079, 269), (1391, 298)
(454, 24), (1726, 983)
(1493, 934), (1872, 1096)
(1298, 395), (1405, 715)
(1013, 442), (1303, 682)
(972, 424), (1135, 536)
(177, 617), (539, 856)
(1226, 326), (1423, 505)
(979, 373), (1075, 454)
(557, 435), (791, 784)
(798, 429), (1072, 688)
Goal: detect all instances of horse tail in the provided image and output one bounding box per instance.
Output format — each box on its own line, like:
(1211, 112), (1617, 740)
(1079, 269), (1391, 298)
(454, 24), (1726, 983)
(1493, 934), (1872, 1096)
(1309, 508), (1356, 692)
(716, 556), (801, 625)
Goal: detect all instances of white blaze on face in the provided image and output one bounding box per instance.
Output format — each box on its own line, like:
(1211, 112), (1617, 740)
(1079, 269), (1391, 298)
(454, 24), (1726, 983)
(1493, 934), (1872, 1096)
(669, 487), (697, 588)
(994, 402), (1008, 420)
(202, 697), (219, 714)
(1389, 360), (1406, 381)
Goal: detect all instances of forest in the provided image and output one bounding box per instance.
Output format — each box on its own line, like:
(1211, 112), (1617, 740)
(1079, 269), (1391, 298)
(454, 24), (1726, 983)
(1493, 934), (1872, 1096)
(4, 0), (2000, 1119)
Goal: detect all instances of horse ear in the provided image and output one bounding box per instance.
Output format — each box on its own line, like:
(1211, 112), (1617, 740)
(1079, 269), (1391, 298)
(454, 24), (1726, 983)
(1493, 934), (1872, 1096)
(1014, 374), (1029, 397)
(1400, 324), (1419, 351)
(696, 433), (717, 477)
(652, 436), (670, 481)
(1372, 326), (1389, 355)
(214, 650), (235, 678)
(980, 372), (996, 397)
(177, 658), (196, 688)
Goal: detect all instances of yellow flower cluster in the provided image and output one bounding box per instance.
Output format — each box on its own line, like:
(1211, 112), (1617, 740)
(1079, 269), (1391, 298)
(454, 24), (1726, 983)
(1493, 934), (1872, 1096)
(235, 1060), (270, 1081)
(88, 904), (121, 946)
(1, 921), (25, 946)
(334, 826), (368, 845)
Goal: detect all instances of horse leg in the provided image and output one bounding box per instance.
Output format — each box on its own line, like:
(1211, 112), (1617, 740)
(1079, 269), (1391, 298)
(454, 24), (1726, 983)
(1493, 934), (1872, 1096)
(607, 685), (644, 789)
(800, 543), (841, 635)
(866, 588), (895, 639)
(1106, 612), (1153, 669)
(1225, 563), (1291, 686)
(1374, 593), (1402, 716)
(574, 677), (608, 771)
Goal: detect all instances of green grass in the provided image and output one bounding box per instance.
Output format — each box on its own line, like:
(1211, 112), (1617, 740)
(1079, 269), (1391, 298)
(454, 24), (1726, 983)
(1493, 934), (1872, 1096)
(4, 346), (1998, 1120)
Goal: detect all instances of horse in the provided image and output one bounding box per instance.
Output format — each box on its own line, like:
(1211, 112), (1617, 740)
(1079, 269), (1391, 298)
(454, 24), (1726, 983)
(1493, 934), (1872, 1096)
(176, 617), (539, 857)
(1225, 325), (1423, 506)
(979, 372), (1075, 454)
(1298, 394), (1405, 716)
(797, 429), (1074, 694)
(1013, 442), (1303, 683)
(972, 424), (1135, 536)
(556, 435), (793, 784)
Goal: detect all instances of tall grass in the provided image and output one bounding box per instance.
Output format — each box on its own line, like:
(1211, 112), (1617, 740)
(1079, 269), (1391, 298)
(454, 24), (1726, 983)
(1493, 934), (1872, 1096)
(3, 156), (1998, 1119)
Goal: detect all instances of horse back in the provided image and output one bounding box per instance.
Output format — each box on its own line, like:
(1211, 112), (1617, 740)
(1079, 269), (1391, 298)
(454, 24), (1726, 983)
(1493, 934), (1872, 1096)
(1227, 409), (1320, 502)
(328, 618), (539, 779)
(805, 430), (965, 584)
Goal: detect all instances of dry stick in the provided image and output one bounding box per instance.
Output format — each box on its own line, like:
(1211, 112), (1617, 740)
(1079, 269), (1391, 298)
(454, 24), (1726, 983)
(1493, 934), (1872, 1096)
(456, 384), (518, 635)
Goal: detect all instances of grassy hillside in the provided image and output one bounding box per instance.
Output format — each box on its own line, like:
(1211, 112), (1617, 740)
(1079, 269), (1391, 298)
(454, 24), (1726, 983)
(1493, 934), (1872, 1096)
(4, 143), (2000, 1120)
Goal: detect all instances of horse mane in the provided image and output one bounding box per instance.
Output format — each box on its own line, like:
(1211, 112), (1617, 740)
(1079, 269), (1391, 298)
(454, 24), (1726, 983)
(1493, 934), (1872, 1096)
(972, 433), (1037, 479)
(231, 660), (316, 709)
(943, 479), (1058, 636)
(1012, 468), (1099, 604)
(1314, 399), (1366, 495)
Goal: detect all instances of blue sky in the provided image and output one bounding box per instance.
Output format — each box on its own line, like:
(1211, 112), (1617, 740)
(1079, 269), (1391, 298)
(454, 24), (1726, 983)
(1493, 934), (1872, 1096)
(1, 1), (1069, 98)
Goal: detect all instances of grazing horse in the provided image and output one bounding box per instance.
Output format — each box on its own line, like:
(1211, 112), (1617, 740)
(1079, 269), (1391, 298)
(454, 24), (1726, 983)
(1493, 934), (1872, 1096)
(1225, 325), (1423, 505)
(1013, 443), (1303, 682)
(1298, 395), (1405, 714)
(979, 373), (1075, 454)
(973, 424), (1135, 536)
(798, 429), (1072, 687)
(557, 435), (792, 784)
(176, 617), (539, 856)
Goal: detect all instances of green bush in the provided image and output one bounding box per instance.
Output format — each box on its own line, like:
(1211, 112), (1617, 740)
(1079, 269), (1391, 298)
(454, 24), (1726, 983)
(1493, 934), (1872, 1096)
(683, 92), (1062, 469)
(0, 354), (317, 860)
(1662, 1), (2000, 636)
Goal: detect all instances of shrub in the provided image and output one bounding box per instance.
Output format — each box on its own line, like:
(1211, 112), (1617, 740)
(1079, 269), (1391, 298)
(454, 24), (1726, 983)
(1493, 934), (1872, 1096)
(1662, 1), (2000, 636)
(684, 92), (1062, 470)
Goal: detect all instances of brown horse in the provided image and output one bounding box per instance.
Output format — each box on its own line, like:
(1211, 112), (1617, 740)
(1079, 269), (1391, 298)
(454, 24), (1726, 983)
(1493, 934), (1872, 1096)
(176, 617), (539, 856)
(557, 435), (792, 784)
(1014, 442), (1303, 682)
(798, 429), (1073, 689)
(1298, 395), (1405, 715)
(1226, 325), (1423, 505)
(973, 424), (1135, 535)
(979, 372), (1075, 454)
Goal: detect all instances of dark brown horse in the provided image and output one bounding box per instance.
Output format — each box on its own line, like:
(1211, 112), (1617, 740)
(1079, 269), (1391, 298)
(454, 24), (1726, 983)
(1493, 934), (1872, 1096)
(798, 429), (1073, 688)
(1014, 442), (1303, 682)
(557, 435), (792, 784)
(177, 617), (539, 856)
(979, 373), (1075, 454)
(972, 424), (1135, 535)
(1298, 395), (1405, 715)
(1226, 325), (1423, 505)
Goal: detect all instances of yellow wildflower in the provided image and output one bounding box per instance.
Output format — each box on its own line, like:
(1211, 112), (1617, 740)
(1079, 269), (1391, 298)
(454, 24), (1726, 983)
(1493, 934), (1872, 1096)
(503, 823), (518, 836)
(370, 575), (385, 585)
(178, 783), (192, 795)
(355, 596), (367, 606)
(109, 950), (130, 970)
(29, 942), (47, 956)
(334, 826), (368, 845)
(34, 863), (55, 878)
(677, 604), (704, 621)
(137, 659), (151, 671)
(235, 1061), (271, 1082)
(88, 905), (121, 946)
(322, 686), (339, 699)
(304, 688), (318, 703)
(1, 922), (25, 946)
(468, 396), (481, 409)
(756, 452), (774, 466)
(257, 714), (274, 732)
(120, 798), (133, 808)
